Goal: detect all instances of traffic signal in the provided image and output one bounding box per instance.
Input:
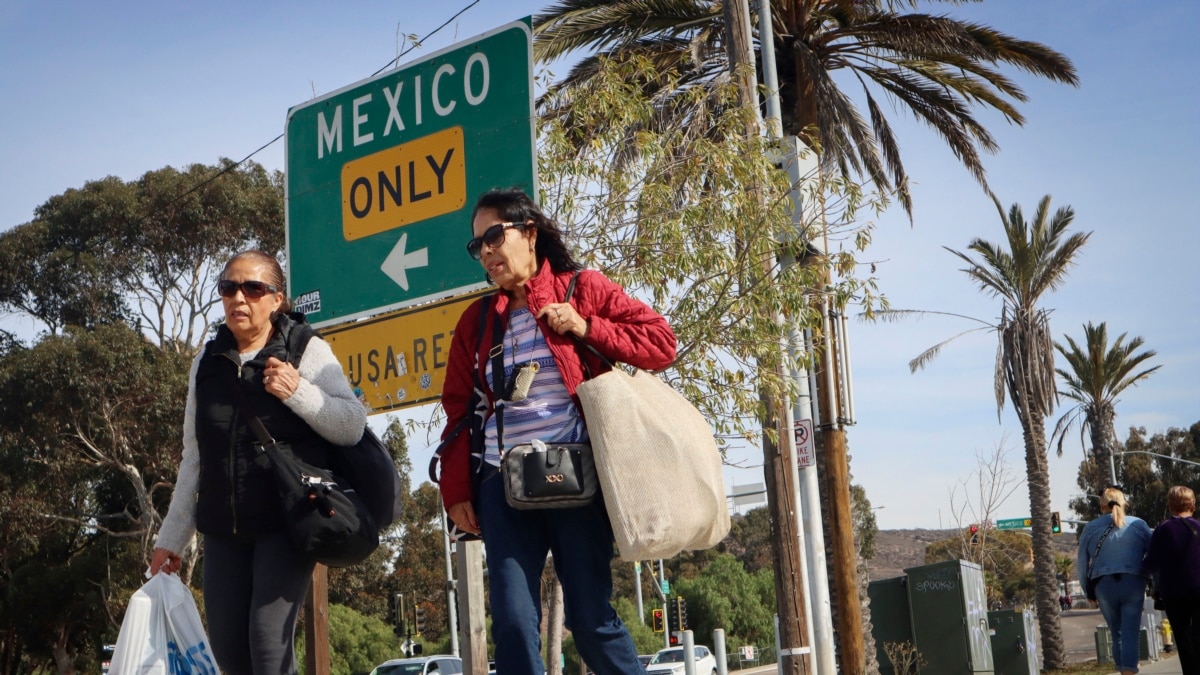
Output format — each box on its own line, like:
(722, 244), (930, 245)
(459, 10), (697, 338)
(674, 596), (688, 631)
(414, 606), (426, 634)
(669, 633), (679, 646)
(969, 524), (979, 545)
(651, 608), (665, 633)
(394, 594), (407, 635)
(1051, 511), (1062, 534)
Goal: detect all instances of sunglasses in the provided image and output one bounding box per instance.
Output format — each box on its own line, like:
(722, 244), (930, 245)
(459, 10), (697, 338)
(217, 279), (279, 299)
(466, 222), (528, 260)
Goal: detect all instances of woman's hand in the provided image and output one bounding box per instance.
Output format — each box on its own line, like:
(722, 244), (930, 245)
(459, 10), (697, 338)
(263, 356), (300, 400)
(538, 303), (588, 338)
(150, 547), (181, 576)
(448, 501), (481, 536)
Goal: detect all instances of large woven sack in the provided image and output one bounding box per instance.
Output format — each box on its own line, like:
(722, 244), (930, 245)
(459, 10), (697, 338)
(576, 367), (729, 560)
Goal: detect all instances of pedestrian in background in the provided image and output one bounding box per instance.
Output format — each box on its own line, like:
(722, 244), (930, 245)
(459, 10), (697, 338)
(1145, 485), (1200, 673)
(1077, 486), (1153, 675)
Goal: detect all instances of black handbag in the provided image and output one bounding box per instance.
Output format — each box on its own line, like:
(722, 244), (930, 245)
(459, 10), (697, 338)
(502, 441), (598, 510)
(225, 369), (379, 568)
(490, 286), (597, 511)
(252, 435), (379, 567)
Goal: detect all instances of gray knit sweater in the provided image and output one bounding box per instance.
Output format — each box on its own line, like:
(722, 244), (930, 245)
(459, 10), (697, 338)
(155, 337), (366, 555)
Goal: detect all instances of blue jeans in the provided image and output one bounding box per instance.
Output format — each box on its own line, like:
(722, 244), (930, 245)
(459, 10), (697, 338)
(1096, 573), (1148, 672)
(476, 467), (643, 675)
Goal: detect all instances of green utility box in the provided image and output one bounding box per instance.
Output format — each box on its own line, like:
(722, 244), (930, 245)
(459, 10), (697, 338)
(987, 610), (1039, 675)
(867, 576), (914, 675)
(1094, 625), (1150, 665)
(904, 559), (995, 674)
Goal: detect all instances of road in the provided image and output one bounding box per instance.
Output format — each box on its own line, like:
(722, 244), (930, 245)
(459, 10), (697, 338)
(1062, 607), (1106, 663)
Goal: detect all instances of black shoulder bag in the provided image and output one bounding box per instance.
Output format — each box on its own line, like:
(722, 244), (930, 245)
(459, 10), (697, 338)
(283, 323), (400, 531)
(1085, 520), (1116, 601)
(224, 366), (379, 568)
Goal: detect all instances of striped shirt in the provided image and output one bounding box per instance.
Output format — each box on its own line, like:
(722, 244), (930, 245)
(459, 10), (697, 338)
(482, 308), (587, 466)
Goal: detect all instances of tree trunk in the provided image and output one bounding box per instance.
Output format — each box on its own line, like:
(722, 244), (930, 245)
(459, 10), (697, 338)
(1088, 408), (1116, 490)
(1021, 410), (1066, 669)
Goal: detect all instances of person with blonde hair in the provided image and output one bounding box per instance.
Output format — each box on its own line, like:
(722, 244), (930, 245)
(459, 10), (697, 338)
(1077, 486), (1153, 675)
(1146, 485), (1200, 673)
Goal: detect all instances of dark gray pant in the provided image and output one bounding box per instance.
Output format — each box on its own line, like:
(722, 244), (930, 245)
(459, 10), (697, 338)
(202, 531), (315, 675)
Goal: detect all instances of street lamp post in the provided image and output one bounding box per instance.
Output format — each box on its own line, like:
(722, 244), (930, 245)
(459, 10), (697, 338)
(1109, 450), (1200, 485)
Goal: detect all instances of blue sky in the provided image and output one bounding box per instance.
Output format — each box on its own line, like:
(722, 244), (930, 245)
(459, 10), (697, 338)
(2, 1), (1197, 531)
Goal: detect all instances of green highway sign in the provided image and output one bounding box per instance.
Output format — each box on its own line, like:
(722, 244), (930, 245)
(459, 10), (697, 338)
(996, 517), (1032, 530)
(285, 20), (535, 327)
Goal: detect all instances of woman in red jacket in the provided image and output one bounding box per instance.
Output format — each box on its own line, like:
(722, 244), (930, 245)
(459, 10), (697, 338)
(439, 189), (676, 674)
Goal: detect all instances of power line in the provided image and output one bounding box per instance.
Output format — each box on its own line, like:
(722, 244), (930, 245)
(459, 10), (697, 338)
(134, 1), (482, 226)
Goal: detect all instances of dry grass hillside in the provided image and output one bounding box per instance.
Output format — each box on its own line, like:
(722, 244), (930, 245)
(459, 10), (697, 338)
(867, 528), (1081, 582)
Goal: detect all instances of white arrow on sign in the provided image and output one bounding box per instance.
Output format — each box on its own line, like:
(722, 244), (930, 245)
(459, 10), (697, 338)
(380, 232), (429, 291)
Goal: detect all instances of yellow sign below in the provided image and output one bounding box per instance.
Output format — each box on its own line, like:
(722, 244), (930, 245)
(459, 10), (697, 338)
(322, 289), (488, 413)
(340, 125), (466, 241)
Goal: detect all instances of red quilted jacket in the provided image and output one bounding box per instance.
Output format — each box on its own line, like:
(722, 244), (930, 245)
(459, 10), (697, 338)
(437, 264), (677, 510)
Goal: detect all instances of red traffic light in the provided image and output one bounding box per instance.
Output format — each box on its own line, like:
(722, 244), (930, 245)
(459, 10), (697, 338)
(669, 634), (679, 646)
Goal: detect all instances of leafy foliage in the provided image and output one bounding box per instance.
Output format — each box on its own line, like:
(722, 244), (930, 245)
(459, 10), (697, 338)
(0, 322), (188, 673)
(0, 160), (283, 350)
(1071, 423), (1200, 525)
(537, 54), (883, 446)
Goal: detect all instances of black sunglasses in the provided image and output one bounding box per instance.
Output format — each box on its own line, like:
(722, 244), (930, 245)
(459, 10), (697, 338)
(466, 222), (528, 260)
(217, 279), (279, 299)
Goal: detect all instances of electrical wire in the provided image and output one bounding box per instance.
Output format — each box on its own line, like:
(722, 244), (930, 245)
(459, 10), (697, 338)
(138, 1), (481, 224)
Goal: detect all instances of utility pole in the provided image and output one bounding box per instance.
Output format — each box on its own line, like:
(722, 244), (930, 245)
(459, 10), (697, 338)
(813, 239), (865, 674)
(724, 1), (810, 672)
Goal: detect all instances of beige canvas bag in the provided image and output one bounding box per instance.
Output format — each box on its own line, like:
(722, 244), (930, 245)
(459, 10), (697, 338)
(575, 366), (730, 561)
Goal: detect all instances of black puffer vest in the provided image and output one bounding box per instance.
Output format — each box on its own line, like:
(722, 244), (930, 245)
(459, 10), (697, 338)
(193, 313), (330, 536)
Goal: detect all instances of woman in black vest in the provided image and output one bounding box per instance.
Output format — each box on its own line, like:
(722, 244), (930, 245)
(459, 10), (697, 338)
(150, 250), (366, 675)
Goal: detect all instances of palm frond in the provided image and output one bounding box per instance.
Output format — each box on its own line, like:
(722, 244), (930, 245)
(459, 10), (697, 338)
(906, 325), (990, 373)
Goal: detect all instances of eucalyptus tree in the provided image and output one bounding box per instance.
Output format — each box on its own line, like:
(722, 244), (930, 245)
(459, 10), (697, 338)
(0, 159), (283, 351)
(0, 322), (190, 674)
(533, 0), (1078, 219)
(902, 194), (1090, 669)
(1052, 321), (1160, 500)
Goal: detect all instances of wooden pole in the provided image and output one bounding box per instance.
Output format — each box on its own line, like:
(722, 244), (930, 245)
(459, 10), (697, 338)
(304, 565), (330, 675)
(456, 541), (488, 674)
(724, 1), (811, 672)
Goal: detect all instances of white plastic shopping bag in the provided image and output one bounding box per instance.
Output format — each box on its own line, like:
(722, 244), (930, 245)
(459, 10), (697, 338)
(109, 573), (219, 675)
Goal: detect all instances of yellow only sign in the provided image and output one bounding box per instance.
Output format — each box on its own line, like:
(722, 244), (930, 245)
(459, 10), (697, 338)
(322, 289), (488, 413)
(340, 125), (466, 241)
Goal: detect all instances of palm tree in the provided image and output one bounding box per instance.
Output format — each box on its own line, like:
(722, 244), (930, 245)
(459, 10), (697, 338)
(1052, 321), (1160, 502)
(908, 194), (1090, 669)
(533, 0), (1079, 218)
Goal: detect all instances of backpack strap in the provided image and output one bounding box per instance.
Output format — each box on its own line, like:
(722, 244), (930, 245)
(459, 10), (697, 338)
(428, 293), (495, 484)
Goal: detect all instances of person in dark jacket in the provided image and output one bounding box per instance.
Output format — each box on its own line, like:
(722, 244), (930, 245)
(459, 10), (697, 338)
(150, 250), (366, 675)
(1146, 485), (1200, 673)
(438, 189), (676, 674)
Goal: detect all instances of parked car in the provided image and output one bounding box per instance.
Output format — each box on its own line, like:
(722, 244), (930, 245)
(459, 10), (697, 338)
(369, 655), (463, 675)
(644, 645), (716, 675)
